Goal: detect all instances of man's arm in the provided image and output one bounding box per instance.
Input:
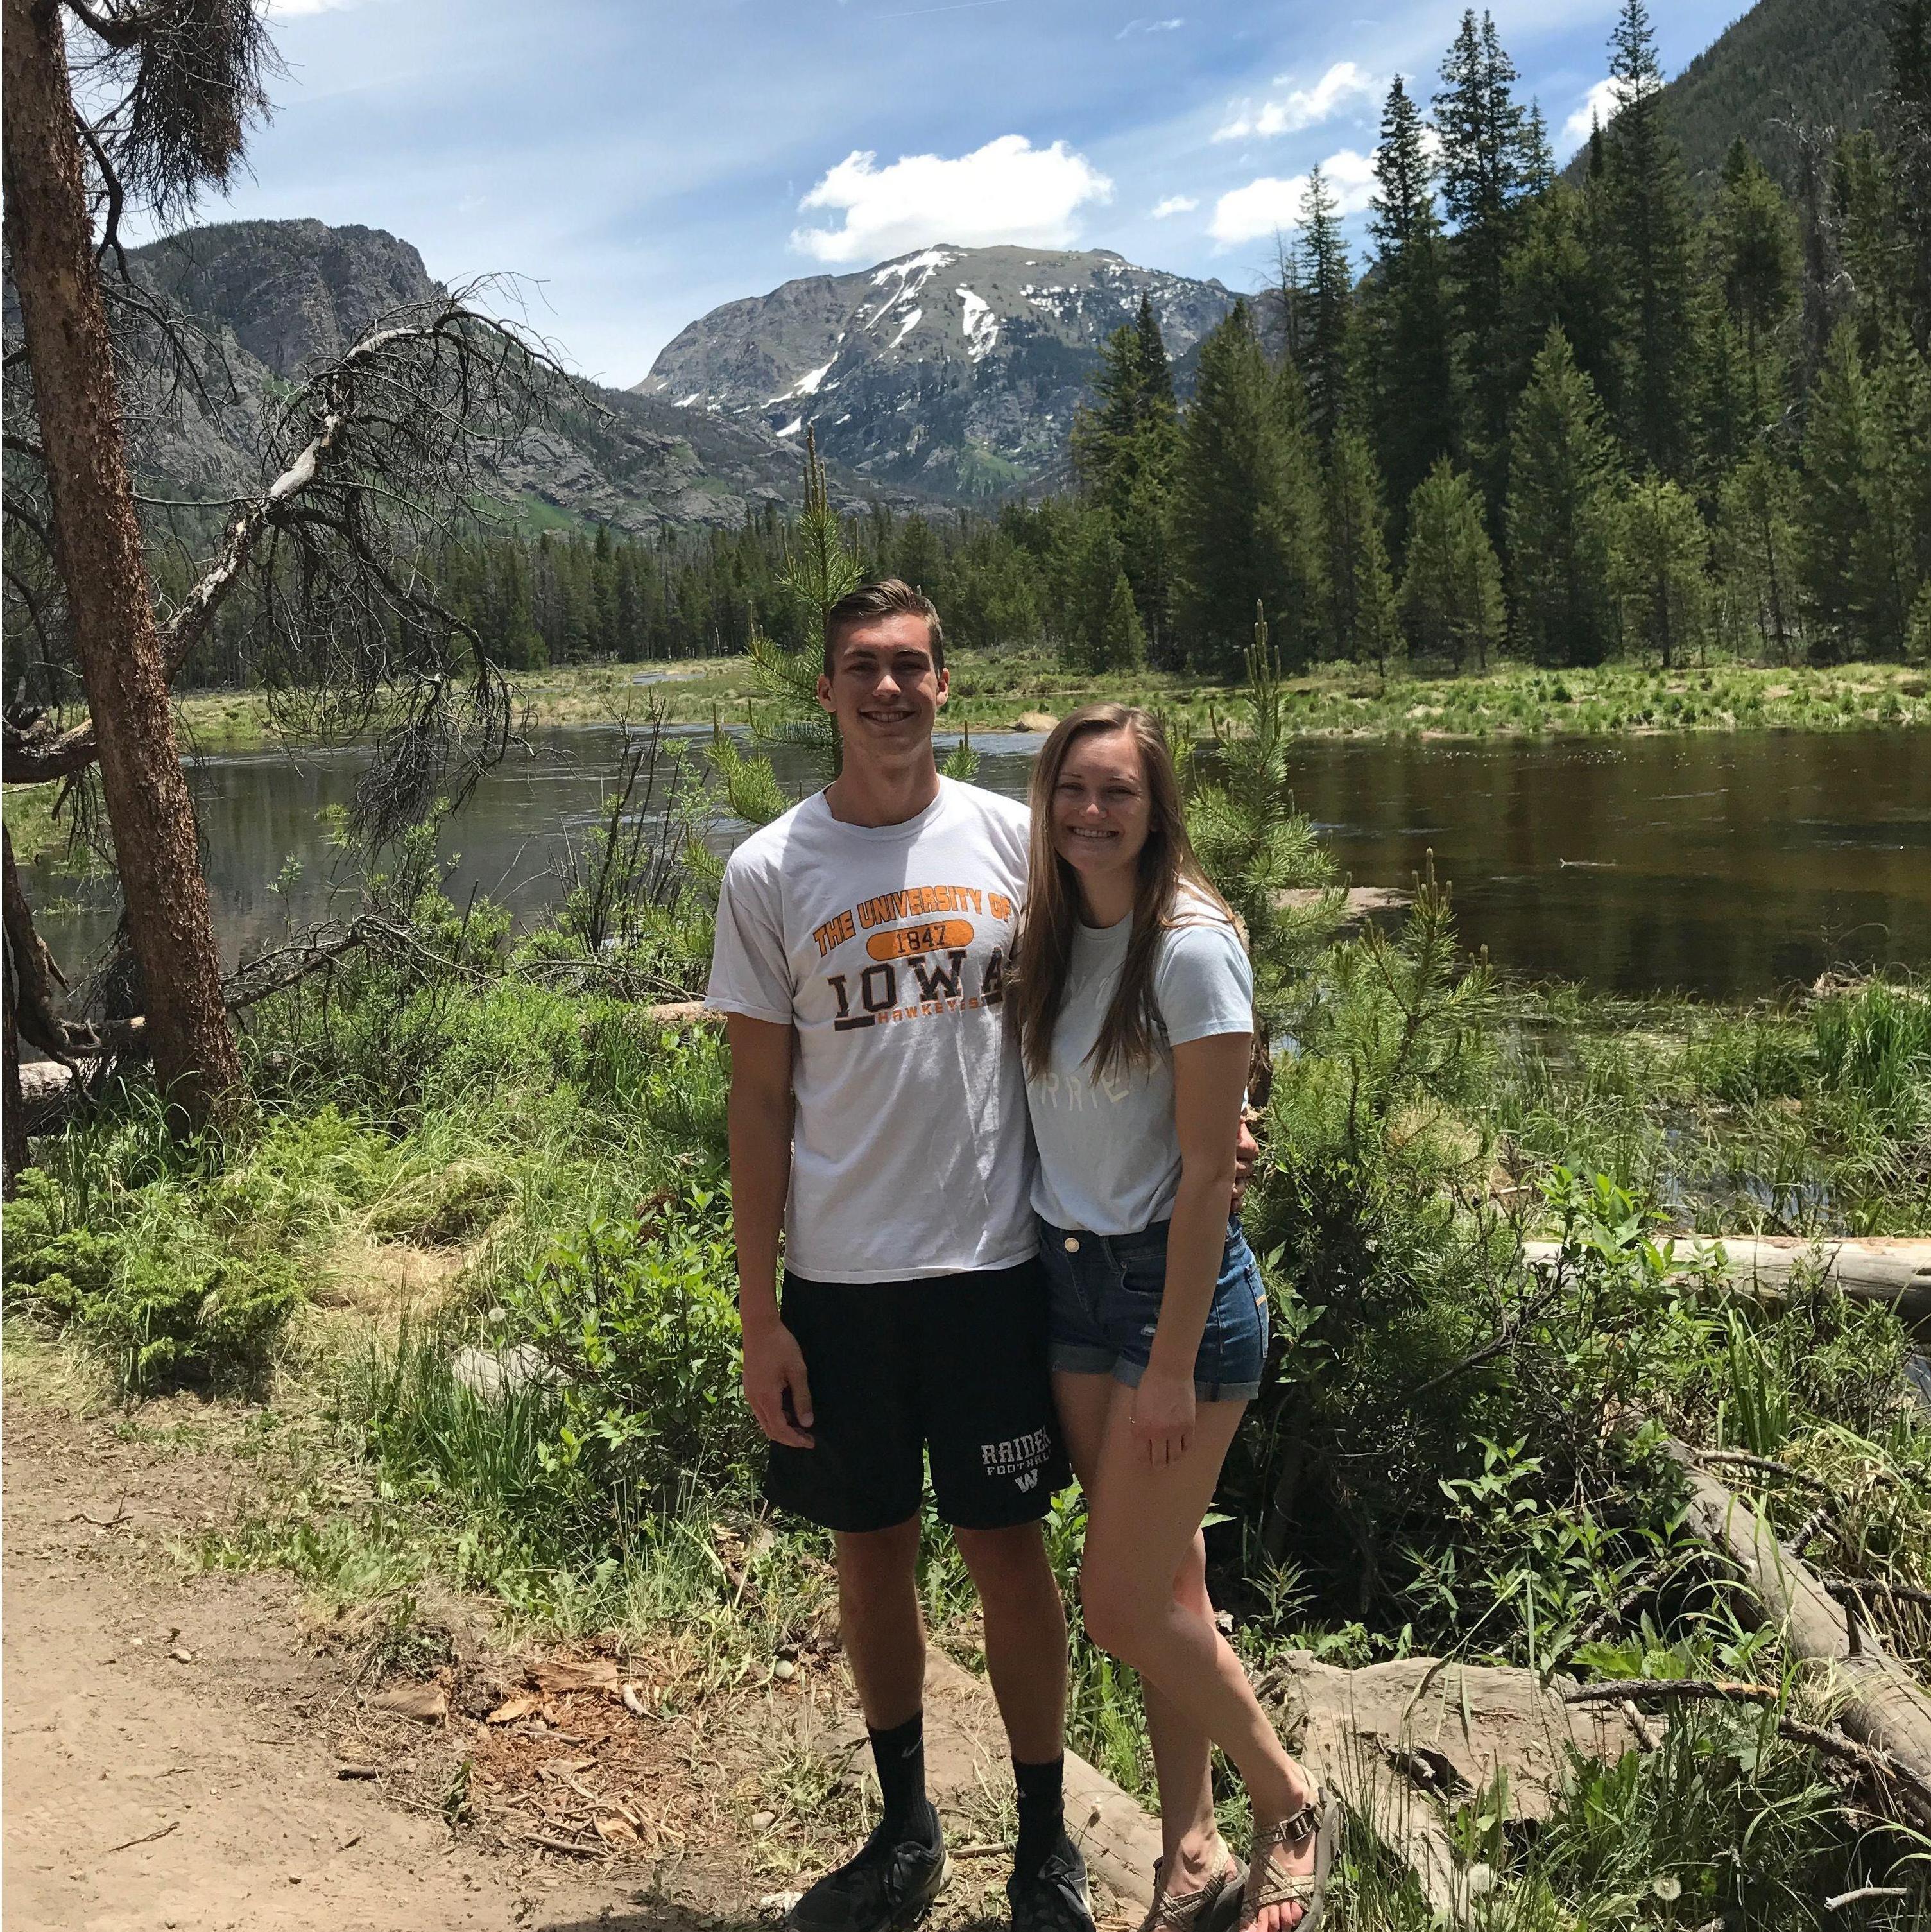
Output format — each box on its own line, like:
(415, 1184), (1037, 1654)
(726, 1013), (815, 1449)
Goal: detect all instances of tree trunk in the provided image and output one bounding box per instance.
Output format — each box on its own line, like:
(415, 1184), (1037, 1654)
(3, 931), (24, 1197)
(1, 0), (243, 1126)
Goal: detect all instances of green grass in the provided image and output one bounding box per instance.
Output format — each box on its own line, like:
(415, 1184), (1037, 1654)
(14, 653), (1914, 762)
(1492, 973), (1931, 1236)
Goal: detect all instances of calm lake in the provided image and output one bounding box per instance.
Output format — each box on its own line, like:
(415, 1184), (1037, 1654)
(22, 726), (1930, 1003)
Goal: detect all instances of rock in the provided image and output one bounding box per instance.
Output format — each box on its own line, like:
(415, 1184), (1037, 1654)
(448, 1344), (554, 1401)
(1014, 711), (1059, 733)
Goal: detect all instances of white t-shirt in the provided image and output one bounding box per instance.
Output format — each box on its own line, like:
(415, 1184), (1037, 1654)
(705, 777), (1036, 1284)
(1026, 901), (1253, 1236)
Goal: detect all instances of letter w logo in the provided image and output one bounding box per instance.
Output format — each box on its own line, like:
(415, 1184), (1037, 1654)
(908, 949), (967, 1002)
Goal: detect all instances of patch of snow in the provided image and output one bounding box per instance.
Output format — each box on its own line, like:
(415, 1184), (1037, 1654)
(871, 247), (957, 286)
(676, 392), (701, 407)
(776, 417), (804, 437)
(789, 357), (837, 398)
(957, 288), (999, 361)
(834, 413), (852, 424)
(889, 307), (923, 348)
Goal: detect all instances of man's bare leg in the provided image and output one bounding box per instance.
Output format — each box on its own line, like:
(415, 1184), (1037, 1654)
(834, 1519), (926, 1729)
(953, 1521), (1068, 1762)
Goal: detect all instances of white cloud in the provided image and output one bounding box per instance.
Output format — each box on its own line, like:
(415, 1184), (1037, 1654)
(1214, 60), (1377, 143)
(1151, 194), (1199, 218)
(790, 136), (1113, 264)
(1117, 15), (1185, 37)
(1561, 77), (1624, 150)
(257, 0), (379, 15)
(1208, 148), (1377, 246)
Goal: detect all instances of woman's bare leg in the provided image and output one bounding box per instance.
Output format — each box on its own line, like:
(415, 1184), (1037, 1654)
(1054, 1372), (1229, 1897)
(1079, 1380), (1317, 1932)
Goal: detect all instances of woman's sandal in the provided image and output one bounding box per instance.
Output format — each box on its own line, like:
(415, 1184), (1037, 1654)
(1140, 1851), (1248, 1931)
(1240, 1789), (1340, 1931)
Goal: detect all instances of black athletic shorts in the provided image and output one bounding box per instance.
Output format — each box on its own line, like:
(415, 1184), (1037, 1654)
(765, 1258), (1071, 1534)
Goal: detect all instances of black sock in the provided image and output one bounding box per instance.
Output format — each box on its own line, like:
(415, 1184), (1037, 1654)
(1012, 1755), (1065, 1877)
(868, 1712), (935, 1843)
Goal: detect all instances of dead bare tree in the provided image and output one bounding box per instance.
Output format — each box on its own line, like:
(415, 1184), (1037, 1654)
(1, 0), (572, 1186)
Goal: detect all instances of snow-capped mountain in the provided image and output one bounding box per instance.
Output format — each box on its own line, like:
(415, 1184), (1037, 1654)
(634, 245), (1239, 497)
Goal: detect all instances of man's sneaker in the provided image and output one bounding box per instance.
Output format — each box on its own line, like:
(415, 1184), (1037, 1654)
(1008, 1833), (1096, 1932)
(784, 1815), (951, 1932)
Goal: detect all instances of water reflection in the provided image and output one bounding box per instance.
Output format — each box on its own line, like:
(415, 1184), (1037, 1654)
(19, 726), (1929, 1003)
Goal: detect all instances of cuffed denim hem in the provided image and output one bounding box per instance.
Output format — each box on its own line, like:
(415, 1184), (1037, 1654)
(1110, 1356), (1261, 1404)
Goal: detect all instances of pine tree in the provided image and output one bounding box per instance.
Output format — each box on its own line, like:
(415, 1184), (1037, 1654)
(1507, 327), (1622, 665)
(1295, 163), (1355, 447)
(1610, 473), (1712, 668)
(1364, 74), (1460, 542)
(1712, 139), (1798, 358)
(1070, 295), (1181, 650)
(1399, 458), (1506, 668)
(1099, 568), (1149, 671)
(1325, 426), (1402, 671)
(1715, 447), (1803, 661)
(1500, 181), (1622, 431)
(1601, 0), (1698, 476)
(1171, 302), (1327, 670)
(1436, 9), (1531, 506)
(1796, 322), (1875, 659)
(1790, 320), (1930, 662)
(1882, 0), (1931, 346)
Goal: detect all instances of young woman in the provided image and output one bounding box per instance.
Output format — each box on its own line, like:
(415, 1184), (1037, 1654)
(1013, 706), (1336, 1932)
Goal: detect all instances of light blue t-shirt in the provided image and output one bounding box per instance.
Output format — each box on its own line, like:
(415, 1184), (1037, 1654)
(1026, 900), (1253, 1236)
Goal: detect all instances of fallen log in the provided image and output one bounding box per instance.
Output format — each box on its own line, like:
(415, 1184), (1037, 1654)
(1266, 1652), (1641, 1920)
(1661, 1438), (1931, 1828)
(921, 1652), (1160, 1908)
(1525, 1237), (1931, 1325)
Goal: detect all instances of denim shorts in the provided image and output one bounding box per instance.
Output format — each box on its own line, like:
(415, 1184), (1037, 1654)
(1038, 1214), (1269, 1403)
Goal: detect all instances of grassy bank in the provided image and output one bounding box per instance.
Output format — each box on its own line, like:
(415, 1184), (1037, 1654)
(4, 689), (1928, 1925)
(13, 652), (1919, 762)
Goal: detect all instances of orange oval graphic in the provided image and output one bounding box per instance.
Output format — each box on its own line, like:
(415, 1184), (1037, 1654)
(866, 919), (974, 961)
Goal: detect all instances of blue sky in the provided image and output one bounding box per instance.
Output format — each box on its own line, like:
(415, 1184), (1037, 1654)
(170, 0), (1756, 386)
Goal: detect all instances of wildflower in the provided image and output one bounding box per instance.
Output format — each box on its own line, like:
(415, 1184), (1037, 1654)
(1651, 1875), (1683, 1902)
(1464, 1863), (1497, 1898)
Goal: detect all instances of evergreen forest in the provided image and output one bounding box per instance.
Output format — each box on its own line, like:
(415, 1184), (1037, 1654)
(150, 0), (1931, 702)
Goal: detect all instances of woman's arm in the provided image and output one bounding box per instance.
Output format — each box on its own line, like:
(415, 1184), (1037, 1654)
(1131, 1028), (1253, 1466)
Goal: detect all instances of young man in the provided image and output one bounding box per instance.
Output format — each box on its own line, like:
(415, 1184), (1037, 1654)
(706, 579), (1094, 1932)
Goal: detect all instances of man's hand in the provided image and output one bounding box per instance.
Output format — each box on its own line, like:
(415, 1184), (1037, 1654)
(742, 1320), (815, 1448)
(1231, 1111), (1261, 1213)
(1130, 1363), (1196, 1467)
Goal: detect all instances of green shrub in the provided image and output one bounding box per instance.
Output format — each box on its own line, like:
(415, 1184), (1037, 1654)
(2, 1169), (301, 1393)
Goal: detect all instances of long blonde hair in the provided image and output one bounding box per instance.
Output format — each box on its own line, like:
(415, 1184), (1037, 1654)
(1011, 704), (1235, 1082)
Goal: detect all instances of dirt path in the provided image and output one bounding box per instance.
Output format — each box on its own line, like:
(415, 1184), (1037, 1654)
(3, 1392), (1123, 1931)
(3, 1395), (637, 1931)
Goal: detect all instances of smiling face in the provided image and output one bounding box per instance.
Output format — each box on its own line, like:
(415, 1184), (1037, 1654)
(817, 611), (948, 756)
(1051, 725), (1151, 898)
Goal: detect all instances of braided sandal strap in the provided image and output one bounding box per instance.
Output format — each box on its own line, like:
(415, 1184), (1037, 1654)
(1242, 1800), (1326, 1919)
(1138, 1853), (1244, 1930)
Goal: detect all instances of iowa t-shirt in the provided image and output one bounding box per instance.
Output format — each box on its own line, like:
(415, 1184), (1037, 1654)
(705, 777), (1036, 1284)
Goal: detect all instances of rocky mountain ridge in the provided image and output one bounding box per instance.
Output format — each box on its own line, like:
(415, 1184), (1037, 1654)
(635, 244), (1240, 496)
(119, 218), (863, 533)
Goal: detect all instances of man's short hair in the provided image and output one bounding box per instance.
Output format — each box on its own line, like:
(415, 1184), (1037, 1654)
(823, 578), (945, 677)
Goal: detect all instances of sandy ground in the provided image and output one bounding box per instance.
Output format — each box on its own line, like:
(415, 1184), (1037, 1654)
(2, 1392), (1123, 1931)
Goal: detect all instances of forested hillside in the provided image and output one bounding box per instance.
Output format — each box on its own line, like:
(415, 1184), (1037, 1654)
(1652, 0), (1891, 193)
